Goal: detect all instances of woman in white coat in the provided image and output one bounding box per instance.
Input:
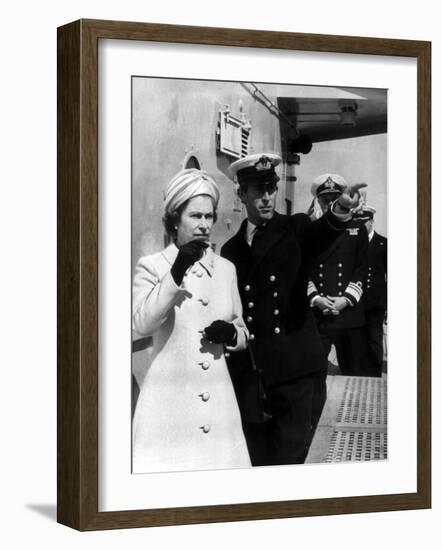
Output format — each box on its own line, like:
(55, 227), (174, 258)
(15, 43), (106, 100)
(132, 169), (251, 473)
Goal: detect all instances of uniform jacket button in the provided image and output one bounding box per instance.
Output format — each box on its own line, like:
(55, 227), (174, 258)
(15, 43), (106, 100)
(338, 263), (343, 268)
(319, 264), (324, 268)
(246, 316), (253, 322)
(249, 334), (255, 341)
(201, 392), (210, 402)
(273, 309), (279, 315)
(274, 327), (280, 334)
(244, 285), (251, 291)
(319, 273), (323, 278)
(338, 282), (342, 286)
(269, 275), (276, 282)
(338, 273), (342, 277)
(248, 302), (254, 308)
(201, 360), (210, 370)
(196, 270), (203, 277)
(200, 297), (209, 306)
(201, 424), (211, 433)
(273, 291), (278, 298)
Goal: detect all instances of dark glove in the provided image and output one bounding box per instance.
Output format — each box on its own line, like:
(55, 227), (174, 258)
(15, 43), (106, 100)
(170, 240), (208, 285)
(203, 320), (237, 345)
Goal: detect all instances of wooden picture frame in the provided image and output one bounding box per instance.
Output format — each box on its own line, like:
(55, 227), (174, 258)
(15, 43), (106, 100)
(57, 18), (431, 530)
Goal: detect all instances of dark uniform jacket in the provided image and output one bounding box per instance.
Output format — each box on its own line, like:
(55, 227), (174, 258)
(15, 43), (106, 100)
(307, 220), (369, 330)
(364, 232), (387, 312)
(221, 210), (349, 394)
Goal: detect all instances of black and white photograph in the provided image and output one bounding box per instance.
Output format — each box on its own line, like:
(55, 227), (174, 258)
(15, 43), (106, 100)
(3, 0), (436, 544)
(131, 77), (388, 473)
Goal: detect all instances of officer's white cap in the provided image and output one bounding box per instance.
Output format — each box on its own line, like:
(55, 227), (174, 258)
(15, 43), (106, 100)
(311, 173), (347, 197)
(228, 153), (281, 185)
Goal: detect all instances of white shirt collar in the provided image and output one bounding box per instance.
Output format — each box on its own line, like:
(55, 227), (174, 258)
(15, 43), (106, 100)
(246, 220), (258, 245)
(246, 220), (267, 246)
(368, 229), (375, 242)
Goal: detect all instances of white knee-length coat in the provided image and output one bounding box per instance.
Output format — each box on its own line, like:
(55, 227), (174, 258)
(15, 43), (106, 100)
(132, 243), (251, 473)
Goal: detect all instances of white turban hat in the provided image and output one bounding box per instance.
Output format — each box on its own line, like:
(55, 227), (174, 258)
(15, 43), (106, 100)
(163, 169), (220, 214)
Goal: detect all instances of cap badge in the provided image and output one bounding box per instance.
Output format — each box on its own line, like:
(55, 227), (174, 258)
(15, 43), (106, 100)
(254, 156), (272, 171)
(324, 176), (336, 189)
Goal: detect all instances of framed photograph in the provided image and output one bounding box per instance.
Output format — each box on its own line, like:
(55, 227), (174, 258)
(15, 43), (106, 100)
(57, 19), (431, 530)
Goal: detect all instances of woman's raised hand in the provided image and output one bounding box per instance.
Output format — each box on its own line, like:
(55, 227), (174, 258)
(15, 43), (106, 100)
(171, 240), (209, 285)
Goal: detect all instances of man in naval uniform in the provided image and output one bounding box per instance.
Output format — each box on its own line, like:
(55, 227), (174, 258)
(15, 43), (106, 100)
(221, 154), (366, 466)
(353, 206), (387, 377)
(307, 174), (371, 377)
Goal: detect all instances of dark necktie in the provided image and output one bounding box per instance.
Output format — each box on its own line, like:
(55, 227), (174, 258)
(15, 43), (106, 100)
(251, 224), (266, 250)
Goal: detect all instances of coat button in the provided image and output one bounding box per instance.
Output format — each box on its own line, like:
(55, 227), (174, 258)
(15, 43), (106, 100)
(338, 292), (342, 296)
(201, 360), (210, 370)
(319, 264), (323, 268)
(338, 263), (343, 267)
(196, 270), (203, 277)
(244, 285), (251, 291)
(273, 309), (279, 315)
(201, 424), (211, 433)
(224, 352), (230, 358)
(200, 297), (209, 306)
(338, 273), (342, 277)
(319, 283), (324, 287)
(247, 316), (253, 322)
(319, 273), (323, 278)
(201, 392), (210, 402)
(269, 275), (276, 282)
(338, 282), (342, 287)
(249, 334), (255, 341)
(248, 302), (254, 308)
(273, 291), (278, 298)
(367, 284), (371, 289)
(274, 327), (280, 334)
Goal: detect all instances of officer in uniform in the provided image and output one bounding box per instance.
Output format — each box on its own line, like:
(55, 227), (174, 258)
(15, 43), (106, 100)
(307, 174), (371, 376)
(353, 206), (387, 377)
(221, 155), (366, 466)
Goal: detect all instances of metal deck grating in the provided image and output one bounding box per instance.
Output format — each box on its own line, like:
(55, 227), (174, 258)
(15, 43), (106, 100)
(306, 375), (388, 464)
(325, 431), (387, 462)
(336, 377), (387, 426)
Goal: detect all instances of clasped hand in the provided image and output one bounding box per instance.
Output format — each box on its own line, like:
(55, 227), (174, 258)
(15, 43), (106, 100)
(315, 295), (349, 316)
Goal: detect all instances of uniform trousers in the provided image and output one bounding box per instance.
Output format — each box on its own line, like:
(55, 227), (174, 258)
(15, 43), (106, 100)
(319, 327), (376, 377)
(365, 308), (385, 377)
(242, 369), (327, 466)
